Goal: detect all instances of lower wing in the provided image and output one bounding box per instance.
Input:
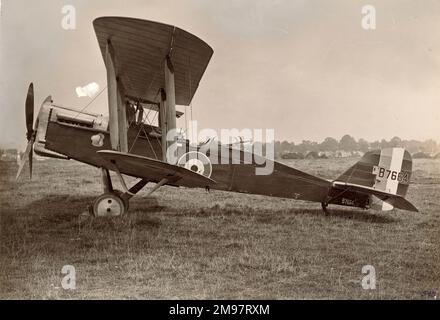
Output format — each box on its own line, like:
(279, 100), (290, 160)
(97, 150), (215, 188)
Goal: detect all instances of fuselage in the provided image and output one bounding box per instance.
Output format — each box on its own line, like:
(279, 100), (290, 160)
(34, 100), (336, 205)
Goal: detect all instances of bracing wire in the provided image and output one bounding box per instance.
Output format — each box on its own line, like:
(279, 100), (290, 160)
(73, 85), (107, 119)
(128, 106), (151, 153)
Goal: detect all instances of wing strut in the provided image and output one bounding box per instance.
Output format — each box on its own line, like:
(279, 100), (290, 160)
(145, 178), (170, 197)
(105, 40), (128, 152)
(112, 162), (135, 196)
(159, 55), (177, 162)
(122, 178), (150, 201)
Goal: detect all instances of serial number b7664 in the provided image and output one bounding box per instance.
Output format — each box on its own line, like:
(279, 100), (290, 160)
(374, 166), (410, 184)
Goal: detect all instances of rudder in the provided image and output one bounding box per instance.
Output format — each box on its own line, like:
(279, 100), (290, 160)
(335, 148), (413, 211)
(336, 148), (412, 196)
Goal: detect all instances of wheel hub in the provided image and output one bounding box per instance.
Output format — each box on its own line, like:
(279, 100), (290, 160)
(93, 193), (125, 217)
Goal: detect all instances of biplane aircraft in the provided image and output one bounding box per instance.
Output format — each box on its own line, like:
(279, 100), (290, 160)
(16, 17), (418, 216)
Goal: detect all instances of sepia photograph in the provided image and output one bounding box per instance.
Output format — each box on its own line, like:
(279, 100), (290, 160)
(0, 0), (439, 306)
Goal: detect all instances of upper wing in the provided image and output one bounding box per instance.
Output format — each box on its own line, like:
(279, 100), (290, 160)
(93, 17), (214, 106)
(97, 150), (215, 188)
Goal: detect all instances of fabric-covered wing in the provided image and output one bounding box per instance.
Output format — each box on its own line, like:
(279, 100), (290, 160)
(93, 17), (213, 106)
(97, 150), (215, 188)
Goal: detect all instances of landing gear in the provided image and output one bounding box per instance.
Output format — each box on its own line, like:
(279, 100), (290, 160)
(87, 167), (150, 217)
(92, 192), (127, 217)
(90, 168), (126, 217)
(321, 202), (329, 215)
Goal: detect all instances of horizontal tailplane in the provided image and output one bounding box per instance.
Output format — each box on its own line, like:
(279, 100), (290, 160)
(329, 148), (418, 212)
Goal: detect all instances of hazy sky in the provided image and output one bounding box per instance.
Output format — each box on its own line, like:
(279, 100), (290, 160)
(1, 0), (439, 149)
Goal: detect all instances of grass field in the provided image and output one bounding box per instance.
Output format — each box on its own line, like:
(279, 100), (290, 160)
(1, 157), (439, 299)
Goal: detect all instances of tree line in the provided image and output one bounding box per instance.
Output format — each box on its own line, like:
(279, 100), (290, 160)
(2, 135), (439, 160)
(273, 135), (439, 158)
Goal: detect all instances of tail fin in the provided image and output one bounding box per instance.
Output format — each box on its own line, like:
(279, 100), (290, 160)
(333, 148), (416, 211)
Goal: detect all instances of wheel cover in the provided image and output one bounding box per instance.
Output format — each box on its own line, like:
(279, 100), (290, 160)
(93, 193), (125, 217)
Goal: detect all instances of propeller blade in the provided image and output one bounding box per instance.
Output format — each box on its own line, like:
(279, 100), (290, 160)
(29, 143), (33, 180)
(25, 83), (34, 141)
(15, 139), (33, 181)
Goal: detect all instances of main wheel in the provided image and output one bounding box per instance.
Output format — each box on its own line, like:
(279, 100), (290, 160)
(92, 193), (126, 217)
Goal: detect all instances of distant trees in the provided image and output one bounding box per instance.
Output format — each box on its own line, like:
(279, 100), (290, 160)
(358, 138), (370, 153)
(273, 136), (440, 159)
(380, 139), (389, 148)
(421, 139), (438, 154)
(280, 140), (292, 152)
(389, 136), (402, 147)
(339, 135), (358, 151)
(297, 140), (318, 154)
(319, 137), (339, 152)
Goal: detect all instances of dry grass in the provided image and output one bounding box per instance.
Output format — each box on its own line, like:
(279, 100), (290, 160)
(0, 157), (439, 299)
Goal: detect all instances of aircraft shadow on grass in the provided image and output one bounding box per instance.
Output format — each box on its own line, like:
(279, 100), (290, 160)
(19, 194), (397, 226)
(293, 208), (397, 224)
(16, 195), (164, 229)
